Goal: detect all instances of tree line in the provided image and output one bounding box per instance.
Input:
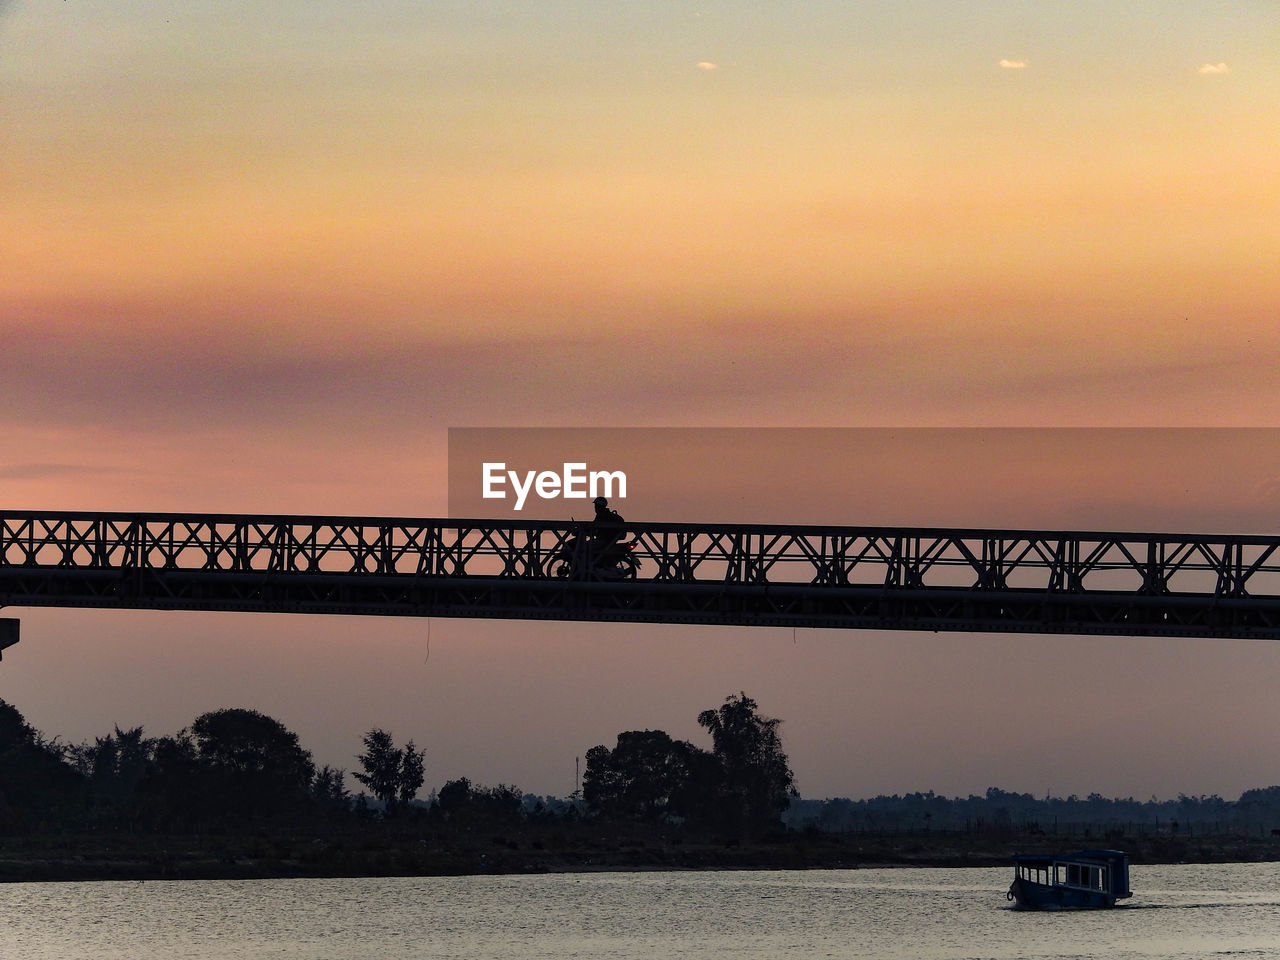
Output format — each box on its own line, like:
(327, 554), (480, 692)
(9, 692), (1278, 844)
(0, 692), (797, 839)
(787, 786), (1280, 837)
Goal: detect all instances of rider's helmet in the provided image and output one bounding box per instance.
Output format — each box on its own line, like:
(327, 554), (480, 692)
(593, 496), (608, 508)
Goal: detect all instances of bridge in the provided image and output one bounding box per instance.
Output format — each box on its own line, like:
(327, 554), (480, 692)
(2, 509), (1280, 643)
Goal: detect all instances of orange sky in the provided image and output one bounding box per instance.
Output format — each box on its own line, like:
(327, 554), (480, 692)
(3, 2), (1280, 801)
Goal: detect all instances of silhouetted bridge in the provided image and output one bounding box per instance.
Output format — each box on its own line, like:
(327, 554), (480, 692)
(2, 509), (1280, 640)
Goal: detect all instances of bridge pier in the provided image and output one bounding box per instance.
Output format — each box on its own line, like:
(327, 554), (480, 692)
(0, 617), (19, 660)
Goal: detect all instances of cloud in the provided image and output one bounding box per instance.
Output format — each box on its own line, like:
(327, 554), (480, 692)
(0, 463), (102, 481)
(1253, 476), (1280, 505)
(696, 62), (718, 71)
(1198, 62), (1230, 75)
(998, 59), (1027, 70)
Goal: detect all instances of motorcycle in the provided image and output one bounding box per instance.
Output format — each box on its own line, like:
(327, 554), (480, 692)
(547, 532), (640, 580)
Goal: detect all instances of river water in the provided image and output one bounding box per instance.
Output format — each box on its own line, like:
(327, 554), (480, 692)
(3, 863), (1278, 959)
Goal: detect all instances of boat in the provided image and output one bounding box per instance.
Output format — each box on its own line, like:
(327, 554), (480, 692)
(1007, 849), (1132, 910)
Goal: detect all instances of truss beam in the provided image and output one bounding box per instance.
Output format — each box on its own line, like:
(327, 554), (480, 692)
(2, 510), (1279, 638)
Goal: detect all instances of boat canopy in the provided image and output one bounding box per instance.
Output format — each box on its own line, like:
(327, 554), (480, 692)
(1012, 849), (1131, 900)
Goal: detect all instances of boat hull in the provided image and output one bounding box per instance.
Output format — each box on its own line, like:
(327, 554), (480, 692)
(1009, 876), (1118, 911)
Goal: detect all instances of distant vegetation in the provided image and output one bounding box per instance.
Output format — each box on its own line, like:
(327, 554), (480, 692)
(786, 786), (1280, 839)
(0, 692), (795, 840)
(2, 692), (1279, 879)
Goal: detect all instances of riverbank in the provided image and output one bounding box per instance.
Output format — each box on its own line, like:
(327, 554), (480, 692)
(4, 829), (1279, 882)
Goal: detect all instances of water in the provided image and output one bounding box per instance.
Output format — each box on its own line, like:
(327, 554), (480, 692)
(2, 864), (1278, 959)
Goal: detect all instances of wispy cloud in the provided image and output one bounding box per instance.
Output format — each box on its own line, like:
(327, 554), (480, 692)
(0, 463), (101, 481)
(998, 59), (1027, 70)
(1198, 62), (1230, 75)
(1253, 476), (1280, 505)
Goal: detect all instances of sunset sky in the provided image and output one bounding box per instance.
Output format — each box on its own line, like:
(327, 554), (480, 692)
(4, 2), (1280, 802)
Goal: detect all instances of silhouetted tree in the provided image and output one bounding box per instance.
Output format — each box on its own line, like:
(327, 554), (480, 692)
(353, 728), (425, 812)
(0, 700), (35, 747)
(68, 725), (155, 828)
(436, 776), (473, 816)
(0, 699), (84, 831)
(354, 729), (400, 805)
(435, 777), (523, 826)
(697, 692), (797, 835)
(71, 726), (153, 796)
(311, 765), (350, 812)
(188, 708), (315, 823)
(134, 731), (201, 829)
(583, 729), (714, 824)
(192, 709), (313, 782)
(398, 740), (426, 804)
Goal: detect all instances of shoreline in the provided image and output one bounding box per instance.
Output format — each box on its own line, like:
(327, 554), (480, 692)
(4, 831), (1278, 883)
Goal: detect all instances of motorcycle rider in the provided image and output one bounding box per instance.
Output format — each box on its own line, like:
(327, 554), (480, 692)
(546, 497), (634, 579)
(590, 496), (626, 549)
(589, 496), (636, 577)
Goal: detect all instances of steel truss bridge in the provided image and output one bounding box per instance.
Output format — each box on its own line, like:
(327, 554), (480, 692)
(2, 510), (1280, 640)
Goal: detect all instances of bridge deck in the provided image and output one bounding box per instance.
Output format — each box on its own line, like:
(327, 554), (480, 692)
(2, 510), (1279, 638)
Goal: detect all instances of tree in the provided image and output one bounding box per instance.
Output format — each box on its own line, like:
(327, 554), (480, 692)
(135, 730), (202, 828)
(67, 725), (156, 827)
(189, 708), (316, 821)
(74, 725), (153, 797)
(312, 765), (350, 810)
(0, 699), (84, 831)
(353, 729), (399, 805)
(353, 728), (426, 812)
(582, 729), (714, 823)
(697, 692), (797, 835)
(435, 777), (523, 825)
(398, 740), (425, 805)
(436, 776), (473, 815)
(192, 709), (314, 784)
(0, 700), (34, 748)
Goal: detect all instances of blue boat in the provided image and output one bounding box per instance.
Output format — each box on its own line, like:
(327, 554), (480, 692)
(1007, 849), (1132, 910)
